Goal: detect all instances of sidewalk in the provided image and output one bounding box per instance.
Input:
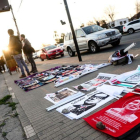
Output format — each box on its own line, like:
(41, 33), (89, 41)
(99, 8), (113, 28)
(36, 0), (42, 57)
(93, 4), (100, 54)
(3, 59), (140, 140)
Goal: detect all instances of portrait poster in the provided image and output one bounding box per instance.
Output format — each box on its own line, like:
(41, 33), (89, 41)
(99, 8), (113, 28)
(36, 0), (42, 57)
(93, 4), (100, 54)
(110, 65), (140, 88)
(73, 73), (117, 91)
(84, 92), (140, 139)
(56, 90), (114, 120)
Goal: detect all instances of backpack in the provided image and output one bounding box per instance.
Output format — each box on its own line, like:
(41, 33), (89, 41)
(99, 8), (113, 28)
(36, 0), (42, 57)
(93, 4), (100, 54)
(10, 36), (22, 55)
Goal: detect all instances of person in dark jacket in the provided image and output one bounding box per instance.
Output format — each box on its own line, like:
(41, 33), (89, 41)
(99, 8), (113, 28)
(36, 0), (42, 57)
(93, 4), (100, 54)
(21, 34), (38, 73)
(8, 29), (30, 78)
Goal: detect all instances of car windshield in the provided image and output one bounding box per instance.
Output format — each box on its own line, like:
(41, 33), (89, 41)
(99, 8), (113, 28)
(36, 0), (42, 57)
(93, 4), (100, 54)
(45, 45), (56, 51)
(60, 43), (63, 46)
(82, 25), (103, 35)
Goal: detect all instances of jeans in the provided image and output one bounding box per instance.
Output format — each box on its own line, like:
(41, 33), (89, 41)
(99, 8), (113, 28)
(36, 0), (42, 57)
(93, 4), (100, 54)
(27, 54), (37, 71)
(13, 54), (29, 75)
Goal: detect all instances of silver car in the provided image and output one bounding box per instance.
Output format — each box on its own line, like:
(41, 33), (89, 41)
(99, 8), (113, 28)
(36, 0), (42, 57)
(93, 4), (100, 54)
(64, 25), (122, 57)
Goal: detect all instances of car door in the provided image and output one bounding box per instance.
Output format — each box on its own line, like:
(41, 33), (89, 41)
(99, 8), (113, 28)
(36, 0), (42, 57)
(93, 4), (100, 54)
(128, 20), (140, 30)
(69, 33), (75, 51)
(76, 29), (87, 50)
(138, 19), (140, 30)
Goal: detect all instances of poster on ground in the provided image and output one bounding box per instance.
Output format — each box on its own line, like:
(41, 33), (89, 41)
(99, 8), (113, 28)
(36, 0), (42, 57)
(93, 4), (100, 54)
(44, 88), (78, 104)
(92, 63), (111, 69)
(56, 90), (114, 120)
(110, 65), (140, 88)
(84, 92), (140, 139)
(73, 73), (117, 91)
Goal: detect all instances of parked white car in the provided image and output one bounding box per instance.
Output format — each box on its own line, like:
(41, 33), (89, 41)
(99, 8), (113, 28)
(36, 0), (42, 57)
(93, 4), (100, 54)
(123, 19), (140, 34)
(33, 52), (38, 59)
(64, 25), (122, 57)
(57, 43), (64, 51)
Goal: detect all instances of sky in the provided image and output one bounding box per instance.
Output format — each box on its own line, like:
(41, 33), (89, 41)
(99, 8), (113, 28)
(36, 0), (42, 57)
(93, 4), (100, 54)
(0, 0), (138, 55)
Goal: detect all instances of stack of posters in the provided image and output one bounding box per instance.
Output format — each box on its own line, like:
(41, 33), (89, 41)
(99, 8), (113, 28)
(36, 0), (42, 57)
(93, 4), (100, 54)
(73, 73), (117, 91)
(15, 72), (57, 91)
(15, 63), (111, 91)
(46, 88), (85, 111)
(96, 84), (124, 99)
(84, 92), (140, 139)
(54, 73), (80, 87)
(54, 65), (98, 87)
(92, 63), (111, 69)
(110, 65), (140, 88)
(56, 90), (115, 120)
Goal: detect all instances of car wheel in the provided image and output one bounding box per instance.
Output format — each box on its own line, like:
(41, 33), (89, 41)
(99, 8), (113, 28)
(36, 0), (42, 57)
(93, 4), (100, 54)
(89, 41), (100, 53)
(40, 58), (44, 61)
(128, 28), (134, 34)
(61, 54), (64, 57)
(46, 55), (50, 60)
(111, 39), (120, 47)
(67, 47), (75, 57)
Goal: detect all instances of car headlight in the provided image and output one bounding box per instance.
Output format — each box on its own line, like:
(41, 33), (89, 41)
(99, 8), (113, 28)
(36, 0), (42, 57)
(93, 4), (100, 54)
(115, 29), (120, 34)
(98, 34), (107, 40)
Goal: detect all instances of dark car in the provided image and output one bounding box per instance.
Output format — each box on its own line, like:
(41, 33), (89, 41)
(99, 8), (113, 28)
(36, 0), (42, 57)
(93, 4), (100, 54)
(113, 25), (123, 34)
(40, 45), (64, 61)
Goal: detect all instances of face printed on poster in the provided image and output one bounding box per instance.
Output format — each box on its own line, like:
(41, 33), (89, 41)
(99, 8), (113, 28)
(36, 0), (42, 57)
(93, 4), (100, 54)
(74, 73), (117, 91)
(84, 93), (140, 138)
(69, 93), (109, 115)
(56, 90), (114, 120)
(106, 100), (140, 123)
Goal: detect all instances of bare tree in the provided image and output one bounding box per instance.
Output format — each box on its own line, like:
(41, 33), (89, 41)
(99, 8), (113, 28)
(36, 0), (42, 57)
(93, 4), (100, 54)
(86, 21), (95, 26)
(80, 23), (85, 28)
(105, 5), (116, 22)
(135, 0), (140, 19)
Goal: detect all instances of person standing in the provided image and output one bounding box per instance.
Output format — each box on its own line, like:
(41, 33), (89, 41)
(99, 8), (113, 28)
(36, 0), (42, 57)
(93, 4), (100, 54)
(0, 56), (5, 72)
(21, 34), (38, 73)
(8, 29), (30, 78)
(0, 59), (3, 74)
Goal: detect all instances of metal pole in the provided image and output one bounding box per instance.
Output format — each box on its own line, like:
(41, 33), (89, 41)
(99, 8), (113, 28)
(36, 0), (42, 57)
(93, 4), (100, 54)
(10, 5), (20, 39)
(63, 0), (82, 62)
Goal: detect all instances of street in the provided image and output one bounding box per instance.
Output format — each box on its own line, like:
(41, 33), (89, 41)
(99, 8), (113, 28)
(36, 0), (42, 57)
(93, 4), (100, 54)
(35, 31), (140, 69)
(3, 31), (140, 140)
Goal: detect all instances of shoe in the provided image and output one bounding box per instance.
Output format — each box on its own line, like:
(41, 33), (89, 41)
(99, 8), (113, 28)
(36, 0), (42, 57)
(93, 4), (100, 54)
(19, 75), (26, 78)
(32, 70), (38, 73)
(27, 73), (31, 76)
(30, 70), (33, 73)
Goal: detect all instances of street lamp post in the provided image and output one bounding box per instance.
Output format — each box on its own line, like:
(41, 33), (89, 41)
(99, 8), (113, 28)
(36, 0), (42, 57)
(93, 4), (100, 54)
(10, 5), (20, 39)
(63, 0), (82, 62)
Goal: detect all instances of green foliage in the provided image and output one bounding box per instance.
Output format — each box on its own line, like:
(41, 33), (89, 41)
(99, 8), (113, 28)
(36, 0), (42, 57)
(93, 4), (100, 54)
(2, 132), (7, 137)
(0, 122), (6, 127)
(8, 102), (18, 110)
(13, 113), (19, 117)
(0, 95), (11, 105)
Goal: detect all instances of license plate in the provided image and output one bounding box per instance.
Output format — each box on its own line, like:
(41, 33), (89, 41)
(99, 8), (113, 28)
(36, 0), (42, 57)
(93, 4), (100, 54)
(56, 52), (59, 54)
(111, 36), (116, 40)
